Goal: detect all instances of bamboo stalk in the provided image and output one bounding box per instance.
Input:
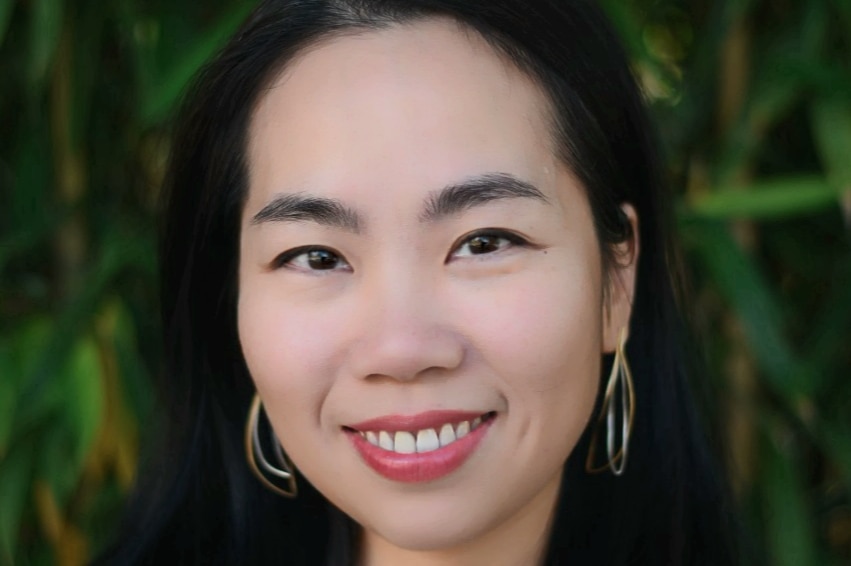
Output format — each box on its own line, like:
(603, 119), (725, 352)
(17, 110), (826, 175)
(51, 17), (86, 299)
(45, 16), (90, 566)
(717, 7), (759, 497)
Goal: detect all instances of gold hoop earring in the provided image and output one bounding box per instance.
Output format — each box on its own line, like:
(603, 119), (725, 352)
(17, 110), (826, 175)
(245, 394), (298, 497)
(585, 327), (636, 476)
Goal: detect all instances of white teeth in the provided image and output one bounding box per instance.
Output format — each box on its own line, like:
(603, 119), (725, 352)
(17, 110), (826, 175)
(416, 428), (440, 453)
(456, 420), (470, 438)
(394, 431), (417, 454)
(378, 430), (394, 451)
(359, 414), (492, 454)
(439, 423), (456, 446)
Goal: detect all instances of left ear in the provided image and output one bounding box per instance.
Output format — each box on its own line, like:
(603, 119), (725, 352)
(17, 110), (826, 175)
(602, 203), (639, 353)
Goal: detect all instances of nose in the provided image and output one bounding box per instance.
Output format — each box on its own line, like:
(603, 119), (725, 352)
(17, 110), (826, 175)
(343, 274), (465, 383)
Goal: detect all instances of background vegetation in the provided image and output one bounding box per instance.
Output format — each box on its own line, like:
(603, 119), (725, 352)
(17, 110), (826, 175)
(1, 0), (849, 564)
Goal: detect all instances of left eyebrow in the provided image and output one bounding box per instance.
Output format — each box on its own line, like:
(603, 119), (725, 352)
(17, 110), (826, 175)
(420, 172), (550, 222)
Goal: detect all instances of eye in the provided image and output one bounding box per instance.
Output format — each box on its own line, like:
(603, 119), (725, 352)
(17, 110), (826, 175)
(450, 229), (529, 259)
(272, 246), (351, 272)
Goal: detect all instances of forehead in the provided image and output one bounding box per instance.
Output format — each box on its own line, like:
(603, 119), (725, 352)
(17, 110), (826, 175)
(247, 18), (560, 208)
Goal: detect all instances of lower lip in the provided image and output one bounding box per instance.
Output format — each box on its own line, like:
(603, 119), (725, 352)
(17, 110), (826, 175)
(346, 419), (494, 483)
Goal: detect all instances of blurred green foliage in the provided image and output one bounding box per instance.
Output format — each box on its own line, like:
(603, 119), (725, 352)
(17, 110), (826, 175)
(1, 0), (850, 564)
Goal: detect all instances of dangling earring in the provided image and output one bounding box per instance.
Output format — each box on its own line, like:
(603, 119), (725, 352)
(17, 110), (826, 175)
(585, 327), (636, 476)
(245, 393), (298, 497)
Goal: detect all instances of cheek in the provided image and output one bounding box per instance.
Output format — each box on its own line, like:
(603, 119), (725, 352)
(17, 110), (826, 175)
(237, 279), (341, 435)
(458, 260), (603, 391)
(453, 256), (603, 459)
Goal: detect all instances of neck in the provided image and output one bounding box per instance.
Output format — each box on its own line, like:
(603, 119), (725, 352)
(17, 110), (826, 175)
(359, 473), (562, 566)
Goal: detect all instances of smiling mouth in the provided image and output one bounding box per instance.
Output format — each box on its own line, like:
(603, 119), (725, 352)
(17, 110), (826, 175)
(345, 411), (496, 455)
(344, 410), (497, 482)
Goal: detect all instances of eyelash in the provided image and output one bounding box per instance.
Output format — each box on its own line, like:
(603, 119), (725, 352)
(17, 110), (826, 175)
(270, 246), (350, 272)
(449, 229), (530, 258)
(270, 229), (530, 272)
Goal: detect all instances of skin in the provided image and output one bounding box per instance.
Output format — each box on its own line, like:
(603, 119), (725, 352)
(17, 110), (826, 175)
(239, 19), (638, 566)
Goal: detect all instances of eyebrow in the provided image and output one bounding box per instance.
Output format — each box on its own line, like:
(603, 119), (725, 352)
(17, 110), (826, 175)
(251, 193), (362, 232)
(420, 172), (549, 222)
(250, 172), (549, 231)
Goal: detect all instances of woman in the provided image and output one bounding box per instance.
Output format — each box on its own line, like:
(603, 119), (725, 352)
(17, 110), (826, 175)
(98, 0), (739, 564)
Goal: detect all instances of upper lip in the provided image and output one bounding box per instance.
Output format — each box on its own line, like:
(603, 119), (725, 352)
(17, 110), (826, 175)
(346, 410), (491, 432)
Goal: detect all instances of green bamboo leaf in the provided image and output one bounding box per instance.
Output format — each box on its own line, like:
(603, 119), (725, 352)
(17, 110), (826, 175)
(688, 176), (842, 220)
(811, 95), (851, 190)
(751, 0), (826, 124)
(6, 318), (59, 436)
(141, 3), (253, 125)
(682, 219), (814, 396)
(16, 232), (153, 428)
(715, 69), (802, 184)
(0, 0), (14, 46)
(63, 336), (104, 476)
(715, 2), (825, 183)
(0, 445), (33, 565)
(27, 0), (63, 87)
(37, 422), (76, 506)
(761, 429), (818, 566)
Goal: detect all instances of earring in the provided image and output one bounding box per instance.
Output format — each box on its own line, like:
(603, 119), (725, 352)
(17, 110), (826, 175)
(245, 393), (298, 497)
(585, 327), (636, 476)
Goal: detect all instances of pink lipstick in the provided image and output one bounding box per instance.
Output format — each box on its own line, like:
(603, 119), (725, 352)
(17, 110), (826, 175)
(345, 410), (496, 483)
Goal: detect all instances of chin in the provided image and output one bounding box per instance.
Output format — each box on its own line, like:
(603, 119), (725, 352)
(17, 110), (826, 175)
(364, 512), (488, 552)
(349, 487), (514, 553)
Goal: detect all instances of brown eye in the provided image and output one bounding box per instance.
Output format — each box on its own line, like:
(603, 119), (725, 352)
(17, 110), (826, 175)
(467, 235), (502, 254)
(306, 249), (341, 270)
(273, 246), (351, 272)
(451, 229), (529, 259)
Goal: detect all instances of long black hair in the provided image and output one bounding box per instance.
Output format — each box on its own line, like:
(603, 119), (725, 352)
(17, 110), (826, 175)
(97, 1), (740, 564)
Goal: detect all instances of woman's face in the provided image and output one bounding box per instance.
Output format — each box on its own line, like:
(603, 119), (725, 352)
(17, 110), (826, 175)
(239, 19), (635, 558)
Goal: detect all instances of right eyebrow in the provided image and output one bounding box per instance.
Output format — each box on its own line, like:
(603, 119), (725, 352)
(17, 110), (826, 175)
(250, 193), (363, 233)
